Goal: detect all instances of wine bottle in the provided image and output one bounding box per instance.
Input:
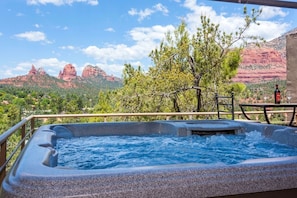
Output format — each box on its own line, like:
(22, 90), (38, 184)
(274, 84), (281, 104)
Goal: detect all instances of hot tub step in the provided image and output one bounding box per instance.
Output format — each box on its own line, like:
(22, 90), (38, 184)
(191, 129), (235, 135)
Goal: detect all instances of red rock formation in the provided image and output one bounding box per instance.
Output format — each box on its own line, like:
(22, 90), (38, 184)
(233, 47), (286, 83)
(38, 68), (46, 75)
(105, 75), (115, 81)
(28, 65), (47, 76)
(0, 63), (122, 89)
(58, 64), (77, 81)
(28, 65), (37, 75)
(82, 65), (121, 82)
(82, 65), (107, 78)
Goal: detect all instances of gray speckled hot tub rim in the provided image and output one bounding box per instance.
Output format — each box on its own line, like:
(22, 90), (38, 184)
(2, 120), (297, 198)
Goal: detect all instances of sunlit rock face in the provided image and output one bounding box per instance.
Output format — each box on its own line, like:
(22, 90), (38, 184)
(58, 64), (78, 81)
(233, 28), (297, 83)
(82, 65), (107, 78)
(28, 65), (46, 76)
(28, 65), (38, 75)
(82, 65), (121, 82)
(233, 47), (286, 83)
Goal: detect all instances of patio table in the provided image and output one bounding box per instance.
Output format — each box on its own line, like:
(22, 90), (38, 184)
(239, 103), (297, 126)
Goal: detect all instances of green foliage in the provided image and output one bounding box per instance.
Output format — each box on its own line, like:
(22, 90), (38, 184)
(0, 85), (102, 134)
(114, 8), (263, 113)
(243, 80), (286, 104)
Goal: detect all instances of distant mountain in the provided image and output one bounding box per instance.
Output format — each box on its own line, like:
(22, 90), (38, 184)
(233, 27), (297, 83)
(0, 64), (122, 90)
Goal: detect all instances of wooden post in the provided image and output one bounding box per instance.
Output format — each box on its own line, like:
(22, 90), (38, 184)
(21, 124), (26, 149)
(30, 118), (35, 135)
(0, 142), (7, 184)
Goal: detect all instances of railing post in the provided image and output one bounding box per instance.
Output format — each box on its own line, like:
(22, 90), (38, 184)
(31, 117), (35, 135)
(0, 142), (7, 184)
(21, 124), (26, 149)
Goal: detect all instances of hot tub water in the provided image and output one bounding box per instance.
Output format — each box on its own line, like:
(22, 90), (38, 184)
(55, 130), (297, 170)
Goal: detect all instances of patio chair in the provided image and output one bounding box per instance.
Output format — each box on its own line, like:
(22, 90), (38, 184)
(215, 92), (234, 120)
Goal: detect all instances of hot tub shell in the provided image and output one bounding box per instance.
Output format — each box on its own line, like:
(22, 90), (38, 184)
(2, 120), (297, 197)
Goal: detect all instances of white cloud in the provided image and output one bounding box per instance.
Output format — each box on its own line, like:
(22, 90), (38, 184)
(14, 31), (47, 42)
(82, 25), (174, 62)
(128, 8), (154, 21)
(246, 20), (290, 41)
(60, 45), (76, 50)
(154, 3), (169, 15)
(105, 27), (115, 32)
(183, 0), (218, 33)
(129, 25), (174, 41)
(87, 0), (98, 6)
(26, 0), (98, 6)
(35, 58), (68, 68)
(3, 69), (14, 78)
(27, 0), (64, 6)
(55, 25), (69, 30)
(16, 12), (25, 17)
(182, 0), (289, 42)
(83, 44), (138, 62)
(128, 3), (169, 21)
(81, 24), (174, 77)
(34, 8), (48, 16)
(259, 6), (288, 20)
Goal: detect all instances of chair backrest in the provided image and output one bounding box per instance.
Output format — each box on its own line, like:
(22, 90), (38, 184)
(215, 92), (234, 120)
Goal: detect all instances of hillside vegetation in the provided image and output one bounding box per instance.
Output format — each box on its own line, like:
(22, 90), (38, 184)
(0, 85), (99, 133)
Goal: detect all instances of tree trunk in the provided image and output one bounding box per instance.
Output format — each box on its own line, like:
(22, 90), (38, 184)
(194, 77), (201, 112)
(196, 88), (201, 112)
(188, 56), (202, 112)
(172, 95), (181, 112)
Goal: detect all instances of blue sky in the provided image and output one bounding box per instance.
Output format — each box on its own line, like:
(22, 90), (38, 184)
(0, 0), (296, 79)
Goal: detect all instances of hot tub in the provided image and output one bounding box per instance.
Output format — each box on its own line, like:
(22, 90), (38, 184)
(2, 120), (297, 197)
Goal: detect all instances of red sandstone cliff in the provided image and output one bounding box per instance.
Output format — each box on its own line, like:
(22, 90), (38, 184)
(233, 28), (297, 83)
(233, 46), (286, 83)
(82, 65), (107, 78)
(28, 65), (38, 75)
(82, 65), (121, 82)
(28, 65), (46, 76)
(58, 64), (78, 81)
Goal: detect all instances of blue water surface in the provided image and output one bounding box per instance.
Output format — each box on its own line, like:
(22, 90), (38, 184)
(55, 131), (297, 169)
